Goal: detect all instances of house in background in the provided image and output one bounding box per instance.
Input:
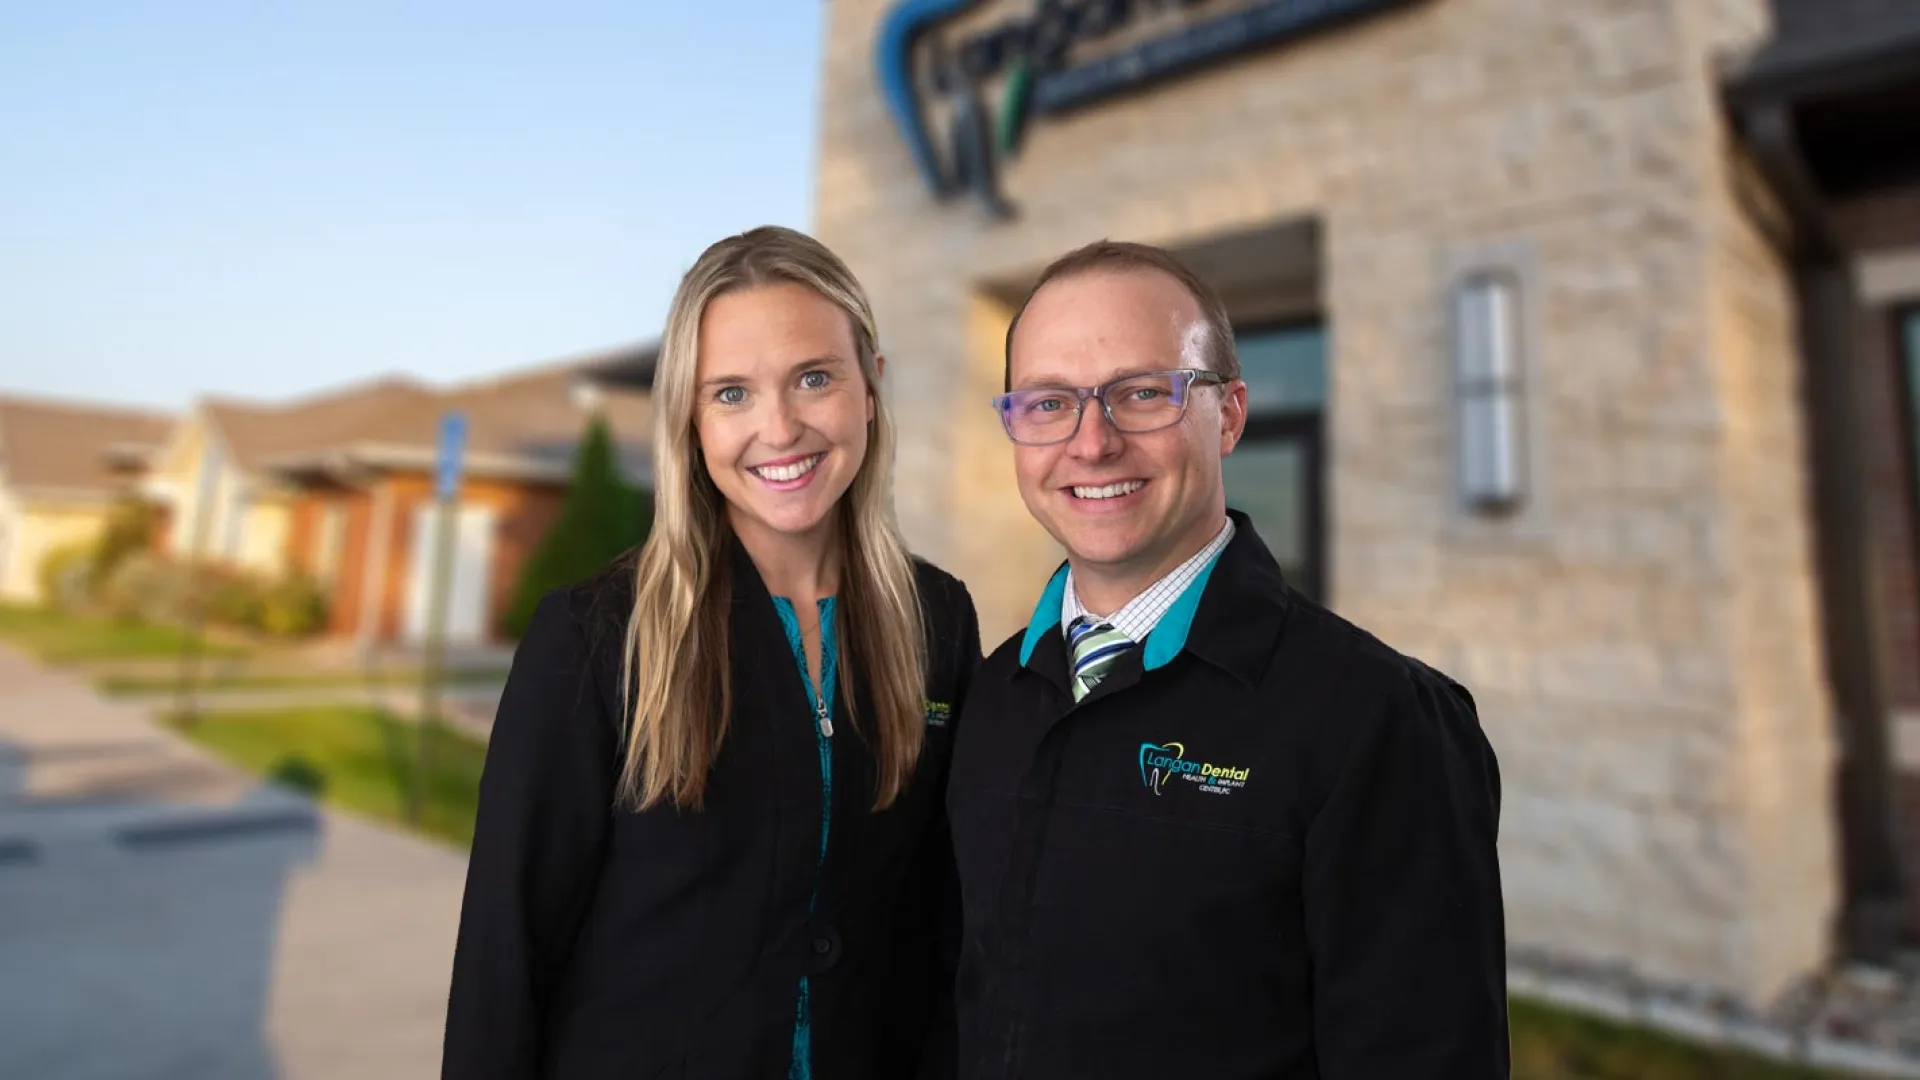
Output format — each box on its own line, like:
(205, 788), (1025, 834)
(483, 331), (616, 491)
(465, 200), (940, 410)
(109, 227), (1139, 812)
(0, 395), (173, 603)
(268, 360), (651, 647)
(144, 376), (438, 579)
(144, 348), (652, 647)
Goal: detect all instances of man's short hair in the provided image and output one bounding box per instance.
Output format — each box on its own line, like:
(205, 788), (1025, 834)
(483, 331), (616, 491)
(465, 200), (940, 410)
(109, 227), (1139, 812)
(1003, 239), (1240, 391)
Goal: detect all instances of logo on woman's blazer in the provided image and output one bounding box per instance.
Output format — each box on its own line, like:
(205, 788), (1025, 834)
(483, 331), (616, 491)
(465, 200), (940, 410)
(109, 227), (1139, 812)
(925, 701), (952, 728)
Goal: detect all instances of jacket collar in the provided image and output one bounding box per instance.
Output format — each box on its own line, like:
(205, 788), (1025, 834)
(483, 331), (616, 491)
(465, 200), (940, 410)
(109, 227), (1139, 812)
(1017, 565), (1073, 668)
(726, 531), (764, 605)
(1017, 509), (1289, 688)
(723, 529), (874, 737)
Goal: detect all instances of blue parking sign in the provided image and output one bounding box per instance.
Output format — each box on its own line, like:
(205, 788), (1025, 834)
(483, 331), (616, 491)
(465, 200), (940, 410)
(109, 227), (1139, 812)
(436, 411), (468, 500)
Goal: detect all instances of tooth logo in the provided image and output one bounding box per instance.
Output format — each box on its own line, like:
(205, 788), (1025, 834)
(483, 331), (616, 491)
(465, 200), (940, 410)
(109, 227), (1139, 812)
(1139, 741), (1185, 796)
(1137, 740), (1253, 796)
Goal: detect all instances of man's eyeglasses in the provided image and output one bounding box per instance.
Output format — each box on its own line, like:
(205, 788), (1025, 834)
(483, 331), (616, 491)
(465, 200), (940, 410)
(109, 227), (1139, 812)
(991, 369), (1228, 446)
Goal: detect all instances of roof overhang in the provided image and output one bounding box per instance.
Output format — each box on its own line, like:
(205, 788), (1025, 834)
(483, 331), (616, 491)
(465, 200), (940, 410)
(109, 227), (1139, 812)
(3, 484), (133, 507)
(574, 342), (660, 392)
(1723, 18), (1920, 215)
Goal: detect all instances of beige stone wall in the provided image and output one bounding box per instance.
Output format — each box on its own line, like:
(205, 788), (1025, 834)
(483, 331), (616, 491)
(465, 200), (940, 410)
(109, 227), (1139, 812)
(816, 0), (1832, 1005)
(1683, 0), (1842, 998)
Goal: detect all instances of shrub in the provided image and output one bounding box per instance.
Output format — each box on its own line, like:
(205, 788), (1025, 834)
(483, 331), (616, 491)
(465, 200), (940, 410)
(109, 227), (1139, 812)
(205, 569), (266, 631)
(89, 498), (159, 592)
(260, 574), (329, 638)
(37, 543), (94, 611)
(501, 415), (651, 640)
(99, 551), (189, 624)
(97, 553), (325, 637)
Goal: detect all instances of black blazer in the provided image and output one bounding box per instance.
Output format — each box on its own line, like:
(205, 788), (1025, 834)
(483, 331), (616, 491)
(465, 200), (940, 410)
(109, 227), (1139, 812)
(442, 542), (981, 1080)
(948, 511), (1508, 1079)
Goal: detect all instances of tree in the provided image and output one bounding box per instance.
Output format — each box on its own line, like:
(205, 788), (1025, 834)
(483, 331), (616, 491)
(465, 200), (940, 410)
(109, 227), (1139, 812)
(501, 415), (651, 639)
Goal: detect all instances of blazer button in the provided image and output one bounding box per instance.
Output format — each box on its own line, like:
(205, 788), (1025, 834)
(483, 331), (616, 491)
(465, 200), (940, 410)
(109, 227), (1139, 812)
(805, 922), (843, 974)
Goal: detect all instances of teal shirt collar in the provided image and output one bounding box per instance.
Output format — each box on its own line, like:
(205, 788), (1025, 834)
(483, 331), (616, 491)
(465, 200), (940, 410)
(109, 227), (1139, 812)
(1018, 548), (1227, 672)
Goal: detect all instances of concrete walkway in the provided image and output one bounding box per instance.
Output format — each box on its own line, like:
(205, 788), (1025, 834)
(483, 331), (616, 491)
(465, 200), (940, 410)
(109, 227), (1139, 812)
(0, 645), (469, 1080)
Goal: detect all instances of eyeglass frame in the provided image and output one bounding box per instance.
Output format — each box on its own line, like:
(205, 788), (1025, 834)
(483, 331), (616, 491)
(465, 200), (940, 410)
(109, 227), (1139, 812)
(989, 368), (1232, 446)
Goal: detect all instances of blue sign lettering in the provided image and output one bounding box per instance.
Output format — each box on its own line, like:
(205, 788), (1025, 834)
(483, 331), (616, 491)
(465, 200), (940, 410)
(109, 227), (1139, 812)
(875, 0), (1426, 217)
(436, 411), (467, 501)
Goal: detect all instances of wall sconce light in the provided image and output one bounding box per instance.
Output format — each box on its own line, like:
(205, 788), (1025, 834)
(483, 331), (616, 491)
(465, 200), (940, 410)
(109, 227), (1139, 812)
(1453, 272), (1528, 512)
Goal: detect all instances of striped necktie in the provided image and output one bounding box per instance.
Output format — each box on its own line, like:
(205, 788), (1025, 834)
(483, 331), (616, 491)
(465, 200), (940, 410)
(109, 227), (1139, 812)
(1068, 616), (1133, 703)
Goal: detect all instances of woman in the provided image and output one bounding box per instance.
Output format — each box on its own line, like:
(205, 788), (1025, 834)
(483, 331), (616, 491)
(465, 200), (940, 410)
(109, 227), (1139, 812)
(442, 226), (980, 1079)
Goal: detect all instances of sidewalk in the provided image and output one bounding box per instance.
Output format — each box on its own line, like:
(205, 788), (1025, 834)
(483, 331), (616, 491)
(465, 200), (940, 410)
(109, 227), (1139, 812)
(0, 644), (469, 1080)
(122, 682), (505, 742)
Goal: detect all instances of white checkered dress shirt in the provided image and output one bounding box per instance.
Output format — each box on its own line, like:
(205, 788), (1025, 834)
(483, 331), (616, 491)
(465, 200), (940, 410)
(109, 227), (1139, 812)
(1062, 518), (1236, 646)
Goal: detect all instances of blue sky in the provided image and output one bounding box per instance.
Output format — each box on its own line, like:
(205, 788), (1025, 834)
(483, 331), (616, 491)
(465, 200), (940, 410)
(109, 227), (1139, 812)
(0, 1), (824, 411)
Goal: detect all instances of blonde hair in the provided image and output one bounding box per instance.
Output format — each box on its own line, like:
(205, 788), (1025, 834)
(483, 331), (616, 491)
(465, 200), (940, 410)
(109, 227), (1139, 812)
(619, 225), (927, 811)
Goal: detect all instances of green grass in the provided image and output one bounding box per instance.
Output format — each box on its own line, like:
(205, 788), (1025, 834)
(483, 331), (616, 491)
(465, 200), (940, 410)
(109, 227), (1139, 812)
(1510, 997), (1864, 1079)
(0, 603), (249, 662)
(101, 668), (508, 696)
(162, 704), (487, 848)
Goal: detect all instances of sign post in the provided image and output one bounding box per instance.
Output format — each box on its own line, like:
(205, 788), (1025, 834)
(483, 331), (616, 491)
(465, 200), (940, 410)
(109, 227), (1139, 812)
(409, 410), (466, 827)
(172, 456), (224, 728)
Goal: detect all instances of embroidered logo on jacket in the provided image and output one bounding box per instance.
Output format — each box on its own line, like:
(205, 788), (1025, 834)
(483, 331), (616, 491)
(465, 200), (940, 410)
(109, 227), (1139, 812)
(925, 701), (952, 728)
(1139, 741), (1252, 797)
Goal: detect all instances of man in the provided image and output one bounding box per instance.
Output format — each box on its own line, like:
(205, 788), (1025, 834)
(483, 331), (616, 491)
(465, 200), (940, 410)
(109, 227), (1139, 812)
(947, 240), (1508, 1078)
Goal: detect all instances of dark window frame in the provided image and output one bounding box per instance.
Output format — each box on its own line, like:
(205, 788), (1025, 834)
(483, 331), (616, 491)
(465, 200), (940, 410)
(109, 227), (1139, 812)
(1230, 318), (1329, 604)
(1898, 304), (1920, 640)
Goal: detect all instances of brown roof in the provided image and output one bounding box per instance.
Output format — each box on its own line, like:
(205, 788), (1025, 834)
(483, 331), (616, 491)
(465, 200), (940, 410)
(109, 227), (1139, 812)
(200, 376), (435, 470)
(0, 394), (175, 498)
(438, 363), (651, 466)
(207, 356), (651, 485)
(322, 362), (651, 476)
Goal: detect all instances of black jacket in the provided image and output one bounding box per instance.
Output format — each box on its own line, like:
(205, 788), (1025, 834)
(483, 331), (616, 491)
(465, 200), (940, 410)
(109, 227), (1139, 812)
(443, 543), (981, 1080)
(948, 512), (1508, 1079)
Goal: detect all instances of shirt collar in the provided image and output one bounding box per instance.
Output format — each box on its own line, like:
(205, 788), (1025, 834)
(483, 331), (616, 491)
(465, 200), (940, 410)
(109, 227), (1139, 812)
(1021, 517), (1236, 671)
(1061, 517), (1235, 643)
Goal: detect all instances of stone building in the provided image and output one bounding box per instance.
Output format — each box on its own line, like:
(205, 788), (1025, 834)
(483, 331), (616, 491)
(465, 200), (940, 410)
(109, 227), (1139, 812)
(793, 0), (1920, 1009)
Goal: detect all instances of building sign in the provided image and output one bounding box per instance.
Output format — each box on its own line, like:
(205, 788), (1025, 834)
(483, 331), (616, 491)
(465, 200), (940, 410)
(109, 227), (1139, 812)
(435, 410), (468, 502)
(876, 0), (1423, 218)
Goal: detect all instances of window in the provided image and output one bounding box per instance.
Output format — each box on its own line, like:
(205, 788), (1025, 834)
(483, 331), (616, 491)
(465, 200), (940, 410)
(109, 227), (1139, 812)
(1239, 324), (1327, 414)
(1223, 323), (1327, 602)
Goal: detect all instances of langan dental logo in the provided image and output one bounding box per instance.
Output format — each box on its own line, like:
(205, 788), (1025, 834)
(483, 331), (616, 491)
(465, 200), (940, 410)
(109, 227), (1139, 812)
(873, 0), (1424, 219)
(1139, 741), (1252, 797)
